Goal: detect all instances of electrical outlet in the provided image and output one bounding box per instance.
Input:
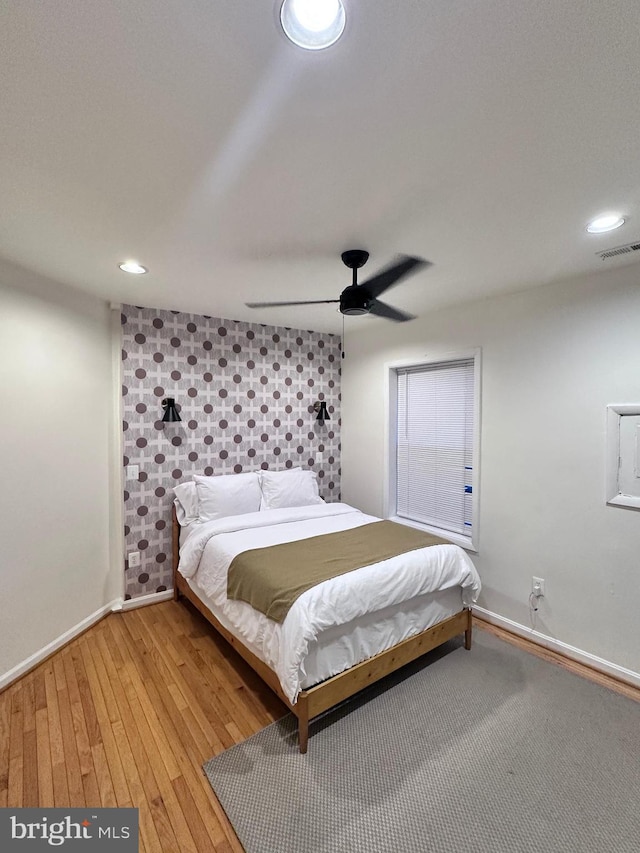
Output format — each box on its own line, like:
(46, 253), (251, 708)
(532, 576), (545, 597)
(128, 551), (141, 568)
(126, 464), (139, 480)
(315, 453), (323, 463)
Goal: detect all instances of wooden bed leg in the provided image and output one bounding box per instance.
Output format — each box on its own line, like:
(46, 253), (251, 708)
(297, 695), (309, 754)
(464, 608), (472, 650)
(298, 717), (309, 754)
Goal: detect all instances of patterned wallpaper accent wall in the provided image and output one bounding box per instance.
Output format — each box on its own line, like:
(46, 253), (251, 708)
(121, 305), (341, 599)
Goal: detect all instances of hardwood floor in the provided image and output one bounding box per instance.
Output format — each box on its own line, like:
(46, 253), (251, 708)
(1, 604), (638, 853)
(0, 600), (287, 853)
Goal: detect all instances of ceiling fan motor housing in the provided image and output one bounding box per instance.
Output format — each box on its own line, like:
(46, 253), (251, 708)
(340, 285), (370, 315)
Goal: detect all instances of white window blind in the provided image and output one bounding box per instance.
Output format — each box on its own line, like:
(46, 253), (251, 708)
(396, 359), (474, 536)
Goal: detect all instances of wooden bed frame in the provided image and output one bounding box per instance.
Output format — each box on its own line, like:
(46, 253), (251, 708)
(171, 507), (472, 753)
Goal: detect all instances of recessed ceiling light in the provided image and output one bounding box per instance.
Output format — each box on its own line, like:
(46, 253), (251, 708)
(119, 261), (148, 275)
(586, 213), (625, 234)
(280, 0), (346, 50)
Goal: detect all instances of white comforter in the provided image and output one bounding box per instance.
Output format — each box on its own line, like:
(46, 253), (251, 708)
(179, 503), (481, 702)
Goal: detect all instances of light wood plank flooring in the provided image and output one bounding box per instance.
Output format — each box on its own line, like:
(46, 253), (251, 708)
(1, 604), (638, 853)
(0, 600), (287, 853)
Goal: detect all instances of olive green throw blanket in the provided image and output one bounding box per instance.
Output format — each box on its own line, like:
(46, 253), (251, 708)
(227, 520), (450, 623)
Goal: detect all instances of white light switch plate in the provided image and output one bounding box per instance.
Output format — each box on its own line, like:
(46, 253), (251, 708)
(128, 551), (141, 568)
(126, 464), (139, 480)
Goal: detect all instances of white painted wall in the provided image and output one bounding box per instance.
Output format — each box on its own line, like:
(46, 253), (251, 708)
(342, 264), (640, 675)
(0, 260), (122, 683)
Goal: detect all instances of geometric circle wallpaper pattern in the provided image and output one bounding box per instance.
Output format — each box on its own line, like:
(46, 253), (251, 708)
(121, 305), (342, 599)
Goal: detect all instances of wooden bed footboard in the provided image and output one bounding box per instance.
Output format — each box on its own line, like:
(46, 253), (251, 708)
(171, 507), (472, 753)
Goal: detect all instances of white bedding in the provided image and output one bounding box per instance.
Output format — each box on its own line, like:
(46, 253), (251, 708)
(178, 502), (481, 703)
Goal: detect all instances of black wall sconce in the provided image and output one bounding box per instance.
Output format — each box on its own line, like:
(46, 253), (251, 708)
(161, 398), (181, 422)
(313, 401), (330, 423)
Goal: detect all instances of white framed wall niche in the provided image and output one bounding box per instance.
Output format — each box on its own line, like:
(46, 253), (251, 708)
(606, 404), (640, 509)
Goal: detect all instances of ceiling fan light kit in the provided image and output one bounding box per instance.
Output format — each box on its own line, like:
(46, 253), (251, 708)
(246, 249), (429, 323)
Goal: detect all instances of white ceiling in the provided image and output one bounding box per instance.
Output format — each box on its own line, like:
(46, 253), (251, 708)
(2, 1), (640, 333)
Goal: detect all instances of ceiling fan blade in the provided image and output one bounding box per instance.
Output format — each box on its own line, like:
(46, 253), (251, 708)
(362, 256), (430, 299)
(368, 299), (416, 323)
(246, 300), (340, 308)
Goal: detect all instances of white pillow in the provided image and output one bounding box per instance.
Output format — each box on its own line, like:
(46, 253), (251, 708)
(193, 472), (262, 522)
(258, 466), (301, 510)
(260, 469), (324, 510)
(173, 481), (199, 527)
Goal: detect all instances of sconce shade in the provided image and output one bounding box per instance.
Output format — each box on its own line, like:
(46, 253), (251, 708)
(161, 398), (181, 422)
(314, 401), (330, 422)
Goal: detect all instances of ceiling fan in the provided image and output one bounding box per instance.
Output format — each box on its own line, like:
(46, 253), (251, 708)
(246, 250), (430, 322)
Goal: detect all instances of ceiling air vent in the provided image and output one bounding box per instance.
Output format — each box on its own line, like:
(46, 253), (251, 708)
(596, 241), (640, 261)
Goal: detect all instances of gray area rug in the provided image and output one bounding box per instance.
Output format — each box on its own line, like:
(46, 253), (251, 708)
(203, 631), (640, 853)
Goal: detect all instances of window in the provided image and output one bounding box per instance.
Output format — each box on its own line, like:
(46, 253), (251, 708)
(387, 352), (480, 550)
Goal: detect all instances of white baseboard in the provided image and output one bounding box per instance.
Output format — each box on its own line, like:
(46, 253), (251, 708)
(0, 591), (176, 691)
(0, 599), (122, 692)
(473, 605), (640, 690)
(121, 589), (174, 611)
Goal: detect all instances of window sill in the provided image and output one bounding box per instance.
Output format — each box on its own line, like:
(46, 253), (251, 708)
(389, 515), (478, 554)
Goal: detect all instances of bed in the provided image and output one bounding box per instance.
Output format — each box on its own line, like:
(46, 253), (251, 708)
(171, 470), (481, 753)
